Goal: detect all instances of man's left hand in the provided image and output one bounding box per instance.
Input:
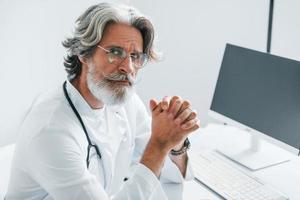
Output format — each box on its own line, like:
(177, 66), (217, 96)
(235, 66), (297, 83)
(153, 96), (198, 150)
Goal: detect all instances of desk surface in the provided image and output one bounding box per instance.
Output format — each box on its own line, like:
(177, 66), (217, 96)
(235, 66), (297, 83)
(176, 123), (300, 200)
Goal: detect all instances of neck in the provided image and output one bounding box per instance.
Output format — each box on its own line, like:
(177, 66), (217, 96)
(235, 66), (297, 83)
(71, 76), (104, 109)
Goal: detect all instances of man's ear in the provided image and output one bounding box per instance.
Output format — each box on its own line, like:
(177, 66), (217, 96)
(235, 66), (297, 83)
(78, 56), (88, 65)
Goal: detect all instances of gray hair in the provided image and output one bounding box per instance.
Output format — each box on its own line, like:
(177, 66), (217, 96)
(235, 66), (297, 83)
(62, 2), (158, 80)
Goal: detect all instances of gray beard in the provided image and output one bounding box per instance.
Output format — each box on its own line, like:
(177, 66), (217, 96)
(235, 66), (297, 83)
(86, 64), (134, 106)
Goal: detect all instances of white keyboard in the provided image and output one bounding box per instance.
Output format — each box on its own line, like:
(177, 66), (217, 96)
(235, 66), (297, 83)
(189, 150), (289, 200)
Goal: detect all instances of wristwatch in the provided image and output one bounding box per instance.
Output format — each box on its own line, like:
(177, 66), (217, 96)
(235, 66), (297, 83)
(170, 138), (191, 156)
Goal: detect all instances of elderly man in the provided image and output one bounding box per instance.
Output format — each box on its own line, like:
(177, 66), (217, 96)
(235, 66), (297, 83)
(6, 3), (199, 199)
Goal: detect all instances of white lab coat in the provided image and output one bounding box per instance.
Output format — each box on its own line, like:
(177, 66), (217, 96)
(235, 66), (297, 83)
(6, 81), (193, 200)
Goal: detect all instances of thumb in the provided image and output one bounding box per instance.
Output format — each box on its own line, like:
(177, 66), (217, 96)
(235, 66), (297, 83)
(149, 99), (158, 111)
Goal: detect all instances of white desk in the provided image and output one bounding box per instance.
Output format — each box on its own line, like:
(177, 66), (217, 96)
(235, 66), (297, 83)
(163, 180), (222, 200)
(165, 123), (300, 200)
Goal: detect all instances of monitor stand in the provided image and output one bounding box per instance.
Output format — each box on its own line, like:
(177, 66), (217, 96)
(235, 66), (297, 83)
(216, 130), (292, 171)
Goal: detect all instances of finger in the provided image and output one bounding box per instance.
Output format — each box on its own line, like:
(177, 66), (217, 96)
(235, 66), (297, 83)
(169, 98), (183, 118)
(149, 99), (158, 111)
(185, 122), (200, 133)
(161, 96), (171, 110)
(183, 109), (197, 123)
(153, 102), (163, 115)
(174, 108), (193, 125)
(181, 118), (200, 130)
(167, 96), (180, 112)
(177, 100), (190, 116)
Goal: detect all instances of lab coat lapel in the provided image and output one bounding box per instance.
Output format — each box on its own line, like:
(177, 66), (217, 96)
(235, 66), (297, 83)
(105, 106), (131, 194)
(101, 106), (126, 191)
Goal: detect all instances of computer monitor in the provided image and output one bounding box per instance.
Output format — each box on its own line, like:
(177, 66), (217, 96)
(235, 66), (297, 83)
(209, 43), (300, 170)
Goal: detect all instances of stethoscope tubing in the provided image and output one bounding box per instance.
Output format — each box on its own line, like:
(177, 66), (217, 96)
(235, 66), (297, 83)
(62, 81), (102, 167)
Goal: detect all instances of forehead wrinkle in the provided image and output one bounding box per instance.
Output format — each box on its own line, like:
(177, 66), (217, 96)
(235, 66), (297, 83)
(106, 39), (142, 53)
(100, 23), (143, 52)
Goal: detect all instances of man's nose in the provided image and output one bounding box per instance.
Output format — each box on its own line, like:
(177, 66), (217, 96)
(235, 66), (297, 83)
(118, 56), (135, 74)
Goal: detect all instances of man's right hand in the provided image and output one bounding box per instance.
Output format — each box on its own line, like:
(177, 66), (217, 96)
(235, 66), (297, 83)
(149, 97), (199, 152)
(140, 96), (199, 177)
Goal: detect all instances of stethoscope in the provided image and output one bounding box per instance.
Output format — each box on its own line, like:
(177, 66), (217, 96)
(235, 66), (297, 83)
(62, 81), (102, 168)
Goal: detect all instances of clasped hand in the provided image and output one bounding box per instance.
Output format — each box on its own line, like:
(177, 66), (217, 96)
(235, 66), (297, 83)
(149, 96), (200, 152)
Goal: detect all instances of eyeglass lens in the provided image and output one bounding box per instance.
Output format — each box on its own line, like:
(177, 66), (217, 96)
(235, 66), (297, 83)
(107, 47), (148, 68)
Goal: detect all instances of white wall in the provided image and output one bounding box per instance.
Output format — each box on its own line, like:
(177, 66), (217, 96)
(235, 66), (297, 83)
(272, 0), (300, 60)
(0, 0), (277, 146)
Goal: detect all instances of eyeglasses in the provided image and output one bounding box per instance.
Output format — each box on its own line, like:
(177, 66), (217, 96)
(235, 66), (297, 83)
(97, 45), (149, 69)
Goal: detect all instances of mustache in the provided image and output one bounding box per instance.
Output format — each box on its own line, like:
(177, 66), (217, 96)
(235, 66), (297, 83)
(102, 72), (137, 86)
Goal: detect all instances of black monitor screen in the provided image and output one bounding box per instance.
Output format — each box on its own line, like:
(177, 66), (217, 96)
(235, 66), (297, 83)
(211, 44), (300, 149)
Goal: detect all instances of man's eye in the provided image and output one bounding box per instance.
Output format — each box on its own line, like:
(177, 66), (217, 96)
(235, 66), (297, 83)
(110, 48), (123, 56)
(130, 53), (139, 60)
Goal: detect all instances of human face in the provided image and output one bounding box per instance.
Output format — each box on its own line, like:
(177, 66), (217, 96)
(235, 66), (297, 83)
(86, 23), (143, 105)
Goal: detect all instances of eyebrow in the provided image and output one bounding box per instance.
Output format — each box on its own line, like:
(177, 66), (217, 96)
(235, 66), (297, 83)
(106, 45), (143, 54)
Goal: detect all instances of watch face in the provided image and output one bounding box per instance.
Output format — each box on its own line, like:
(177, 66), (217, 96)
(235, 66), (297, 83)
(184, 138), (191, 149)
